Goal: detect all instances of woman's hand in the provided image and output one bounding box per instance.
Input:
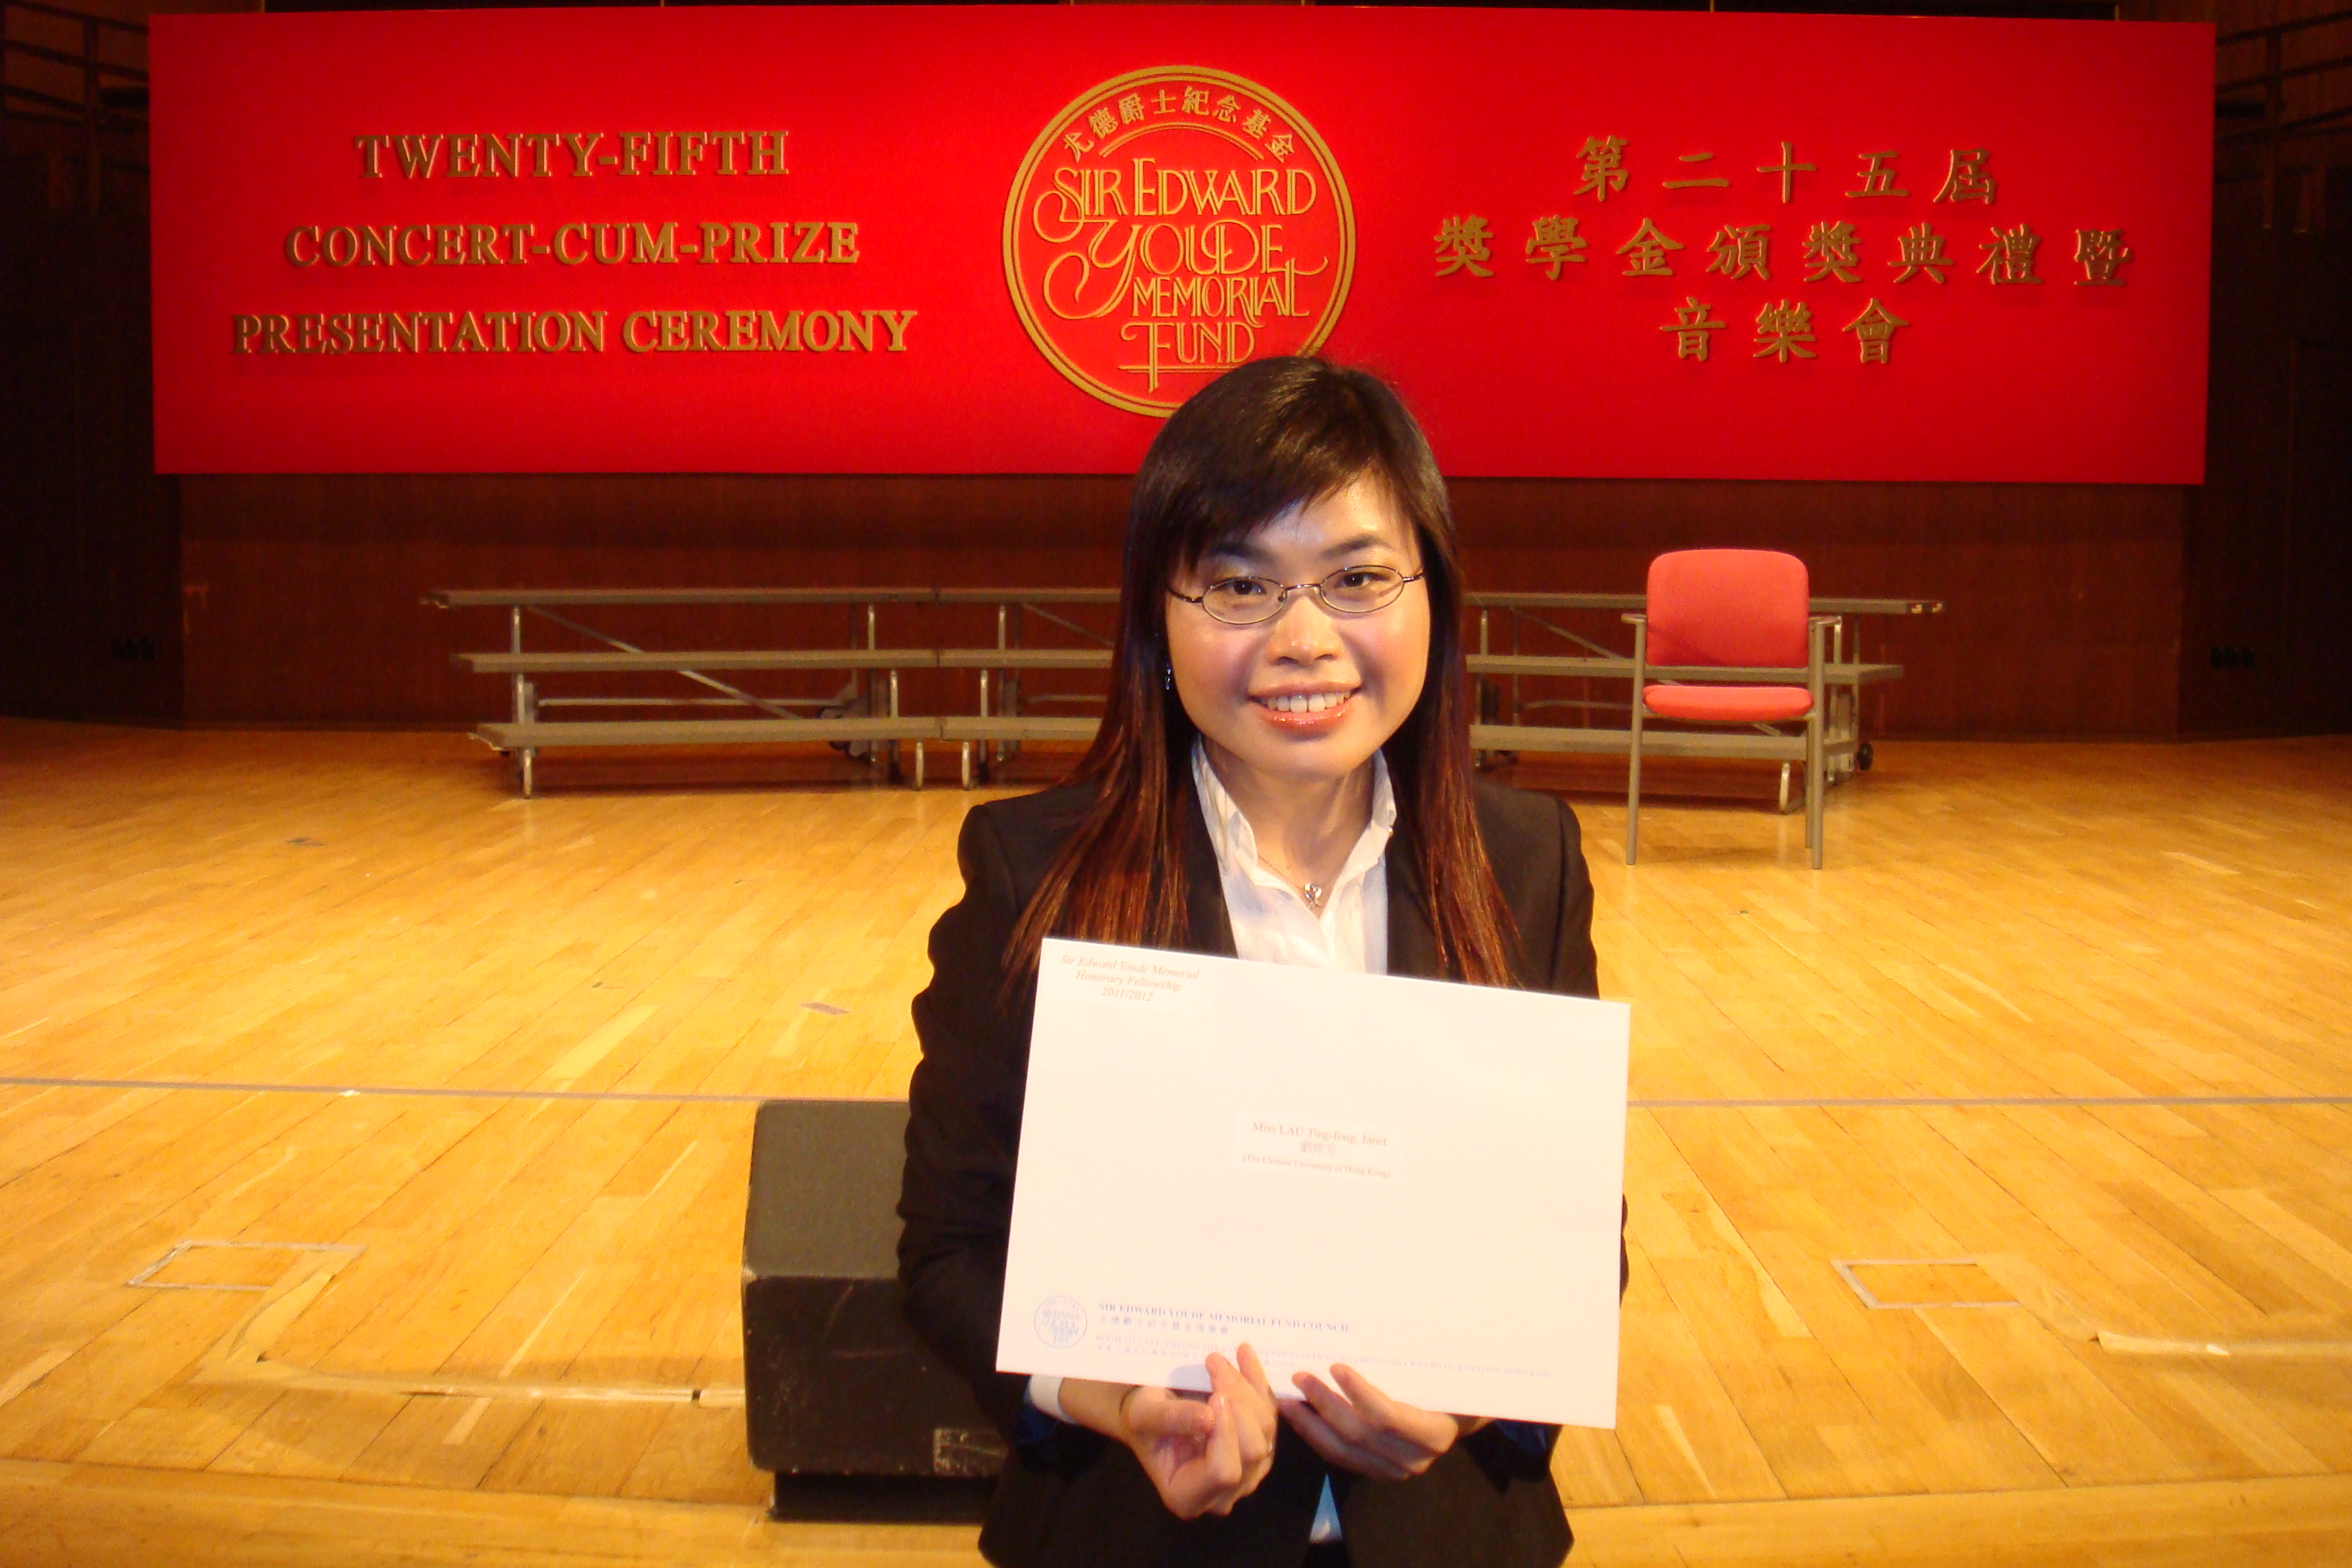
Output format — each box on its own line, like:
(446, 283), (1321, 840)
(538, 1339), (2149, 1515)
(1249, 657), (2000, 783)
(1280, 1363), (1484, 1482)
(1060, 1346), (1280, 1518)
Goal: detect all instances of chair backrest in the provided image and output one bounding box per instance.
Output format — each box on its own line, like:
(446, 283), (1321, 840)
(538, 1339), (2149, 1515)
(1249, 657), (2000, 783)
(1645, 549), (1810, 669)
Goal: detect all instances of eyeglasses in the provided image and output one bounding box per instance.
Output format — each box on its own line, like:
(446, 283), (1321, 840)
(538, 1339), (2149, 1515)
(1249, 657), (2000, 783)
(1167, 566), (1427, 627)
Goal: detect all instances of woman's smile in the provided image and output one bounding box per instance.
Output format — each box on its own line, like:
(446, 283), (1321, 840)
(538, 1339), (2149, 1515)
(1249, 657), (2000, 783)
(1253, 687), (1358, 721)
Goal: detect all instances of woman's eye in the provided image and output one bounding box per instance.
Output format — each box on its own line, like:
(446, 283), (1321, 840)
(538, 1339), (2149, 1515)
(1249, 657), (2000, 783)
(1213, 578), (1269, 598)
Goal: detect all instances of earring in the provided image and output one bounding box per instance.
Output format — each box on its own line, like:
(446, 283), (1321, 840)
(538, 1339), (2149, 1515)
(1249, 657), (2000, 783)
(1164, 664), (1174, 692)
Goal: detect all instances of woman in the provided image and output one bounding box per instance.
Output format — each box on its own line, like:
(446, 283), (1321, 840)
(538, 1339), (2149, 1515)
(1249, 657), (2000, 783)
(899, 357), (1603, 1568)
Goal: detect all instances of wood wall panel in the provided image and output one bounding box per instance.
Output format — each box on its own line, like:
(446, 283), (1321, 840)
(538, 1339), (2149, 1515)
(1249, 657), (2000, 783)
(180, 471), (2188, 738)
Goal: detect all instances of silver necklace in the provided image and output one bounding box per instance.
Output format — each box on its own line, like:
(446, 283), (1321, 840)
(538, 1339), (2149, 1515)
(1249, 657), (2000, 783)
(1257, 853), (1328, 912)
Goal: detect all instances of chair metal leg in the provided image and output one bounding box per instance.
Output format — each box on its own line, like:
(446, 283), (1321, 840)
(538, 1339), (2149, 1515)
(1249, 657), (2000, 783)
(1626, 731), (1642, 865)
(1778, 762), (1792, 814)
(1625, 622), (1647, 866)
(960, 741), (974, 791)
(1806, 716), (1825, 869)
(912, 741), (925, 791)
(521, 747), (535, 800)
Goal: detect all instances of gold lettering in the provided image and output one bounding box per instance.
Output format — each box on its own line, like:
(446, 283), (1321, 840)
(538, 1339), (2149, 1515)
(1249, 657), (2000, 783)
(262, 315), (292, 353)
(562, 131), (602, 176)
(447, 134), (481, 177)
(619, 132), (652, 176)
(727, 309), (758, 349)
(623, 311), (659, 352)
(519, 132), (558, 177)
(1133, 159), (1159, 217)
(699, 221), (729, 262)
(284, 226), (321, 267)
(392, 135), (442, 179)
(714, 130), (747, 174)
(400, 226), (432, 265)
(828, 222), (860, 264)
(434, 225), (465, 265)
(629, 221), (678, 264)
(353, 134), (388, 178)
(322, 226), (359, 267)
(876, 308), (915, 351)
(388, 313), (419, 352)
(804, 309), (839, 352)
(757, 310), (800, 350)
(837, 310), (874, 352)
(361, 226), (393, 266)
(502, 223), (531, 262)
(453, 312), (490, 352)
(1095, 167), (1128, 217)
(792, 220), (825, 263)
(689, 311), (720, 351)
(295, 313), (326, 353)
(466, 224), (498, 265)
(752, 130), (788, 174)
(732, 221), (765, 262)
(553, 223), (589, 265)
(659, 311), (689, 351)
(485, 133), (520, 179)
(571, 311), (606, 352)
(231, 313), (262, 352)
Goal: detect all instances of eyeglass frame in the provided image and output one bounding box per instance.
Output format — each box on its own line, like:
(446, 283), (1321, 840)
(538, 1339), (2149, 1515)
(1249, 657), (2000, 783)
(1165, 566), (1429, 627)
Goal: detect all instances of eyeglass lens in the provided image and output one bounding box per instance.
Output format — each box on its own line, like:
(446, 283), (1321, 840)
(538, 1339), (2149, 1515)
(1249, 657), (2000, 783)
(1200, 567), (1409, 624)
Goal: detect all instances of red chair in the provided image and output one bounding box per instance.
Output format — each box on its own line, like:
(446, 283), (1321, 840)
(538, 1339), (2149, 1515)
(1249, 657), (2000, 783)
(1625, 550), (1843, 868)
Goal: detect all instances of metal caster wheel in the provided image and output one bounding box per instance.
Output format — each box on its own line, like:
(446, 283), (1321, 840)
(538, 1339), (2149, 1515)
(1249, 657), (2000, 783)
(1856, 741), (1874, 772)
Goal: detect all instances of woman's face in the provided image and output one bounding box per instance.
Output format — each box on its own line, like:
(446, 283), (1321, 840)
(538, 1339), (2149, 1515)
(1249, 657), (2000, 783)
(1164, 477), (1431, 793)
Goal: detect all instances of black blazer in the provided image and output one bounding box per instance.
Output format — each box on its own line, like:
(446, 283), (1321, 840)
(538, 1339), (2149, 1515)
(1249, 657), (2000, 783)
(899, 771), (1604, 1568)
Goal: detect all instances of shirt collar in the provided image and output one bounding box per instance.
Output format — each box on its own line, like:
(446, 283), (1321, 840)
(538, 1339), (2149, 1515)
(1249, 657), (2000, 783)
(1190, 739), (1396, 894)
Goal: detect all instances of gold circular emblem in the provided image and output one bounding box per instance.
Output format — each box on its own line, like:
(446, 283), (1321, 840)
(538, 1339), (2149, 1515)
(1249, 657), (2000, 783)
(1004, 66), (1355, 417)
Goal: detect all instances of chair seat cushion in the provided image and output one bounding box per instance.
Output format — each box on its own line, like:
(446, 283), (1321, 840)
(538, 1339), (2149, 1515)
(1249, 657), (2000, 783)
(1644, 683), (1813, 723)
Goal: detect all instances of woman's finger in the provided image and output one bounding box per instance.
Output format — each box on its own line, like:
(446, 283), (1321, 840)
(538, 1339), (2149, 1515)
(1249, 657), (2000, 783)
(1292, 1371), (1380, 1450)
(1237, 1343), (1276, 1407)
(1330, 1364), (1456, 1452)
(1211, 1352), (1274, 1470)
(1198, 1392), (1246, 1513)
(1126, 1386), (1215, 1443)
(1278, 1397), (1410, 1481)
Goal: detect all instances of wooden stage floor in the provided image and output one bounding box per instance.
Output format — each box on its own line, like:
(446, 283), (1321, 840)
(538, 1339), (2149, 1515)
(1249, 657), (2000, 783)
(2, 718), (2348, 1566)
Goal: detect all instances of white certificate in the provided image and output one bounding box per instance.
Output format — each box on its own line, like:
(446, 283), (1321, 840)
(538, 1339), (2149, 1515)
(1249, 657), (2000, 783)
(997, 937), (1629, 1428)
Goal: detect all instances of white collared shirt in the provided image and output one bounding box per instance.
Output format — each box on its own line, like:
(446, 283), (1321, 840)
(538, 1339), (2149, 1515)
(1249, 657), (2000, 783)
(1030, 741), (1396, 1543)
(1190, 739), (1394, 976)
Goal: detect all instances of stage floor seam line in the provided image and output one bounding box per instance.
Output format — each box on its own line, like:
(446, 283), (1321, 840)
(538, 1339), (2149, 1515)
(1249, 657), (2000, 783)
(0, 1076), (2346, 1109)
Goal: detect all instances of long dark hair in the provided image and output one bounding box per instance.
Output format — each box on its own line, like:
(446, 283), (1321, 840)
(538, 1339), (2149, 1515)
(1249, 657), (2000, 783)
(1007, 357), (1520, 987)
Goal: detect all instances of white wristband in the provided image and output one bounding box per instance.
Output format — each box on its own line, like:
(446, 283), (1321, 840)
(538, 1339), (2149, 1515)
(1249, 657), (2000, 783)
(1026, 1373), (1066, 1423)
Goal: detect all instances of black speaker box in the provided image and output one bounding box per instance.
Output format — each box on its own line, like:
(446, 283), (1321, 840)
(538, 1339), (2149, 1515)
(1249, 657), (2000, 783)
(742, 1097), (1005, 1520)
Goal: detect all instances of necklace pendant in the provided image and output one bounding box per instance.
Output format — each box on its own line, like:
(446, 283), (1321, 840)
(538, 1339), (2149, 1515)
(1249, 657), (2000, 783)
(1301, 883), (1327, 912)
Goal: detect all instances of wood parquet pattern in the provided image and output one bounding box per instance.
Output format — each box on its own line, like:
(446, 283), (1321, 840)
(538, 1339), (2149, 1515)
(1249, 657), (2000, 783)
(1, 719), (2348, 1564)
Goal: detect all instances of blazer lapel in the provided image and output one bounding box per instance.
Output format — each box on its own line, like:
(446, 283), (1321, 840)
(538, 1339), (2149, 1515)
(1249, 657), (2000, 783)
(1383, 814), (1444, 980)
(1175, 768), (1239, 959)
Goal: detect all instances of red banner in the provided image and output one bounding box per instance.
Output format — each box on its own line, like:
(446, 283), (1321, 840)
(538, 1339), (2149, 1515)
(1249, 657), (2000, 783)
(150, 6), (2212, 481)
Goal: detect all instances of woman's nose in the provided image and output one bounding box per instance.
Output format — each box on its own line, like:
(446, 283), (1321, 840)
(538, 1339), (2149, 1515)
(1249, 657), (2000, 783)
(1265, 587), (1345, 660)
